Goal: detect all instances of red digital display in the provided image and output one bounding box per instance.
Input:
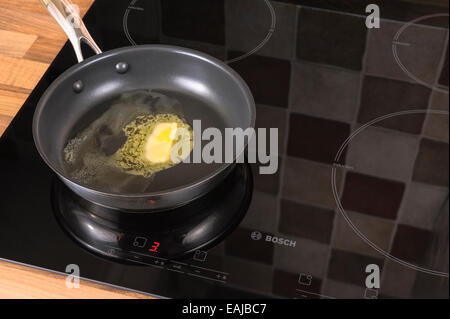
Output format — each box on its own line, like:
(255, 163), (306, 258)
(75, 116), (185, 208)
(149, 241), (160, 252)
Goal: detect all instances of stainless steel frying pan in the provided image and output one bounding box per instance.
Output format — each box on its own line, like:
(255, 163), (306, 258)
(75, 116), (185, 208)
(33, 0), (255, 211)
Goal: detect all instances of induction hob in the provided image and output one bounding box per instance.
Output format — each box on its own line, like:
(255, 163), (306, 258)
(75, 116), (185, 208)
(0, 0), (449, 299)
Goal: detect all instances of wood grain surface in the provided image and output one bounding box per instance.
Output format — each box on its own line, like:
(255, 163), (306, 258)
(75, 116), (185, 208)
(0, 0), (152, 299)
(0, 0), (93, 136)
(0, 260), (152, 299)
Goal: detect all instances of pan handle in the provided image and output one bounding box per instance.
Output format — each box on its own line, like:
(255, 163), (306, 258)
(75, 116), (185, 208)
(40, 0), (102, 62)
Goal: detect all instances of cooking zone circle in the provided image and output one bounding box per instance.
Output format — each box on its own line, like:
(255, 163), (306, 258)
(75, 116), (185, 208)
(332, 109), (449, 277)
(392, 13), (449, 94)
(122, 0), (276, 63)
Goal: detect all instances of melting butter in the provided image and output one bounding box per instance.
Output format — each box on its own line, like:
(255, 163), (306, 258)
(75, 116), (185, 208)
(113, 113), (193, 177)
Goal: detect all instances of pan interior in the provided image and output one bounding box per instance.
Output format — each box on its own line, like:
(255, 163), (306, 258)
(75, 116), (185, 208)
(62, 89), (229, 193)
(34, 46), (254, 195)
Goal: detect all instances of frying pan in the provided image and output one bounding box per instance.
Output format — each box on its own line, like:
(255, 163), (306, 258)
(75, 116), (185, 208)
(33, 0), (255, 211)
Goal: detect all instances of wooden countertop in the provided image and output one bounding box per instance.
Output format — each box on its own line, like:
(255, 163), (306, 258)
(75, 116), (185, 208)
(0, 0), (93, 136)
(0, 0), (152, 299)
(0, 260), (151, 299)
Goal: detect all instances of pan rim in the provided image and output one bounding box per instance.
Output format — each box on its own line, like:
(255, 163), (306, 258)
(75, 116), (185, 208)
(32, 44), (256, 199)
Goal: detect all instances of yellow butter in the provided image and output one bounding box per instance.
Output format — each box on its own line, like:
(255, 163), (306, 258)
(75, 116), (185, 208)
(144, 122), (178, 163)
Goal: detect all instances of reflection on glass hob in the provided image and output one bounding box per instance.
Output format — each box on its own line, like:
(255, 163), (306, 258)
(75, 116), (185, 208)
(0, 0), (448, 299)
(53, 163), (252, 261)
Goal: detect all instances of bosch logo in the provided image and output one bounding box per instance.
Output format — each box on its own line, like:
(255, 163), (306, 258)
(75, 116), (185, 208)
(265, 235), (296, 247)
(250, 231), (296, 247)
(251, 231), (262, 240)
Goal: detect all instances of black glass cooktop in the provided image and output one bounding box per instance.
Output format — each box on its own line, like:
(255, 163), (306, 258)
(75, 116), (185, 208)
(0, 0), (449, 299)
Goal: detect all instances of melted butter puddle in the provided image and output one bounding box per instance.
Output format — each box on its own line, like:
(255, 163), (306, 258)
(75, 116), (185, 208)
(62, 90), (193, 193)
(114, 113), (193, 177)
